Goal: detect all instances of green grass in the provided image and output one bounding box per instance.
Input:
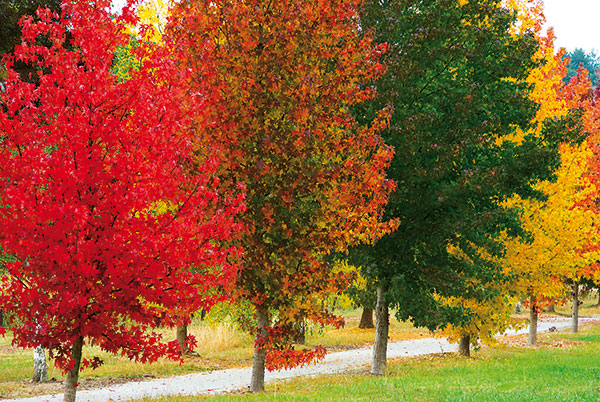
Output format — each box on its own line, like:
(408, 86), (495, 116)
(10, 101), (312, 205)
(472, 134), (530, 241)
(3, 301), (599, 400)
(137, 325), (600, 402)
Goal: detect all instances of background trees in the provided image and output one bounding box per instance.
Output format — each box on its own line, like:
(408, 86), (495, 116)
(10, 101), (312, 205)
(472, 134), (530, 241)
(0, 0), (63, 80)
(0, 1), (243, 401)
(564, 48), (600, 87)
(0, 0), (61, 56)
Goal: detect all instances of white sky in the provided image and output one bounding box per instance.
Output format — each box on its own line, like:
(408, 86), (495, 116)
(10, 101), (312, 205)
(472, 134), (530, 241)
(544, 0), (600, 54)
(111, 0), (599, 54)
(111, 0), (128, 12)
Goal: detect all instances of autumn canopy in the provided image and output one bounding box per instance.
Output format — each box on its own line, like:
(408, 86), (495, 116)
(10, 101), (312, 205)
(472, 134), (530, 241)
(0, 0), (599, 400)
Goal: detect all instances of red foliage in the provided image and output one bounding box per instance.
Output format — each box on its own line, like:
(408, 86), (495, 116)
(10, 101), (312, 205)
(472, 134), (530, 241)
(169, 0), (396, 372)
(0, 0), (244, 370)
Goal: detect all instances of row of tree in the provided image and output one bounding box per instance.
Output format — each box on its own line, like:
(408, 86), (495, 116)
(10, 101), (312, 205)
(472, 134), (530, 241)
(1, 0), (600, 401)
(346, 0), (600, 373)
(431, 2), (600, 355)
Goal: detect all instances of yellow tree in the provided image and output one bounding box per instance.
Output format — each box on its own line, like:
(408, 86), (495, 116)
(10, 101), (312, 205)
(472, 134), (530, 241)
(558, 70), (600, 334)
(503, 141), (600, 343)
(500, 26), (599, 346)
(134, 0), (169, 42)
(439, 2), (596, 353)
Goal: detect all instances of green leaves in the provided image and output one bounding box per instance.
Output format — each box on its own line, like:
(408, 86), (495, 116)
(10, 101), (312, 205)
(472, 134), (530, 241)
(355, 0), (568, 331)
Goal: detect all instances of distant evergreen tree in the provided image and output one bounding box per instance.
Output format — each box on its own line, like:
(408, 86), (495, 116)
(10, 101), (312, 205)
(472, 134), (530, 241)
(564, 48), (600, 87)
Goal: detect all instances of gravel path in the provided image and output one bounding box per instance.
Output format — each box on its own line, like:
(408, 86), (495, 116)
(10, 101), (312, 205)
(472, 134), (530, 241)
(5, 316), (596, 402)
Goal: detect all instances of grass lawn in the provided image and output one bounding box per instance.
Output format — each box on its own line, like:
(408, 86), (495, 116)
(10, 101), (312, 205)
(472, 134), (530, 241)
(2, 297), (599, 400)
(0, 307), (426, 399)
(137, 324), (600, 402)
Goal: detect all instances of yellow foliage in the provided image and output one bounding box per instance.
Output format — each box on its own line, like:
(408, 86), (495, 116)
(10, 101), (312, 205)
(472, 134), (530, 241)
(330, 259), (363, 310)
(138, 0), (169, 42)
(503, 142), (600, 297)
(438, 242), (523, 347)
(499, 7), (599, 297)
(440, 3), (599, 348)
(124, 0), (170, 43)
(498, 0), (600, 301)
(438, 291), (522, 347)
(501, 0), (544, 36)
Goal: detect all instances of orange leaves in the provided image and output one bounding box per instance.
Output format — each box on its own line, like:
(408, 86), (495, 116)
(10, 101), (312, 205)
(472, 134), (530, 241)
(261, 204), (275, 224)
(173, 0), (393, 309)
(265, 346), (326, 371)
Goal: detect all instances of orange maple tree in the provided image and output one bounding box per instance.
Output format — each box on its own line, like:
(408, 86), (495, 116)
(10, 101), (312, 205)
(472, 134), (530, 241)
(167, 0), (396, 391)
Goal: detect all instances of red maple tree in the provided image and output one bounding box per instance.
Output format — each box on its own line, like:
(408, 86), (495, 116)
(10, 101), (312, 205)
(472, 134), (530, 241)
(0, 1), (244, 400)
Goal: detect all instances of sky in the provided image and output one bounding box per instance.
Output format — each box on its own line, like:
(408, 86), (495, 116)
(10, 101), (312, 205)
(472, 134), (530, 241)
(111, 0), (600, 54)
(111, 0), (127, 12)
(544, 0), (600, 54)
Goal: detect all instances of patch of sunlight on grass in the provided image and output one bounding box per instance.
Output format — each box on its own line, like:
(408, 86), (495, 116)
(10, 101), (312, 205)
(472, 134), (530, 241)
(305, 308), (431, 349)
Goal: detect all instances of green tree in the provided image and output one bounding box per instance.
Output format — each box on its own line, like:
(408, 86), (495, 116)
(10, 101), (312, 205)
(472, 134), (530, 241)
(354, 0), (581, 375)
(564, 48), (600, 87)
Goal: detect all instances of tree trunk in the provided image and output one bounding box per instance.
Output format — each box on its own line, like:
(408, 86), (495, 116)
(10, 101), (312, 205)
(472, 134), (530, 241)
(293, 319), (305, 344)
(0, 309), (4, 327)
(250, 309), (268, 393)
(572, 282), (580, 333)
(514, 301), (521, 314)
(63, 336), (83, 402)
(371, 284), (388, 376)
(528, 297), (537, 346)
(358, 307), (374, 329)
(177, 324), (188, 354)
(32, 346), (48, 382)
(330, 297), (338, 312)
(458, 334), (470, 357)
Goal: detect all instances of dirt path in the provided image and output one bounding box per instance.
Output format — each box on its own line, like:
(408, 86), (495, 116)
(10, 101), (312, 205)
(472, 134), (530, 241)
(4, 317), (594, 402)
